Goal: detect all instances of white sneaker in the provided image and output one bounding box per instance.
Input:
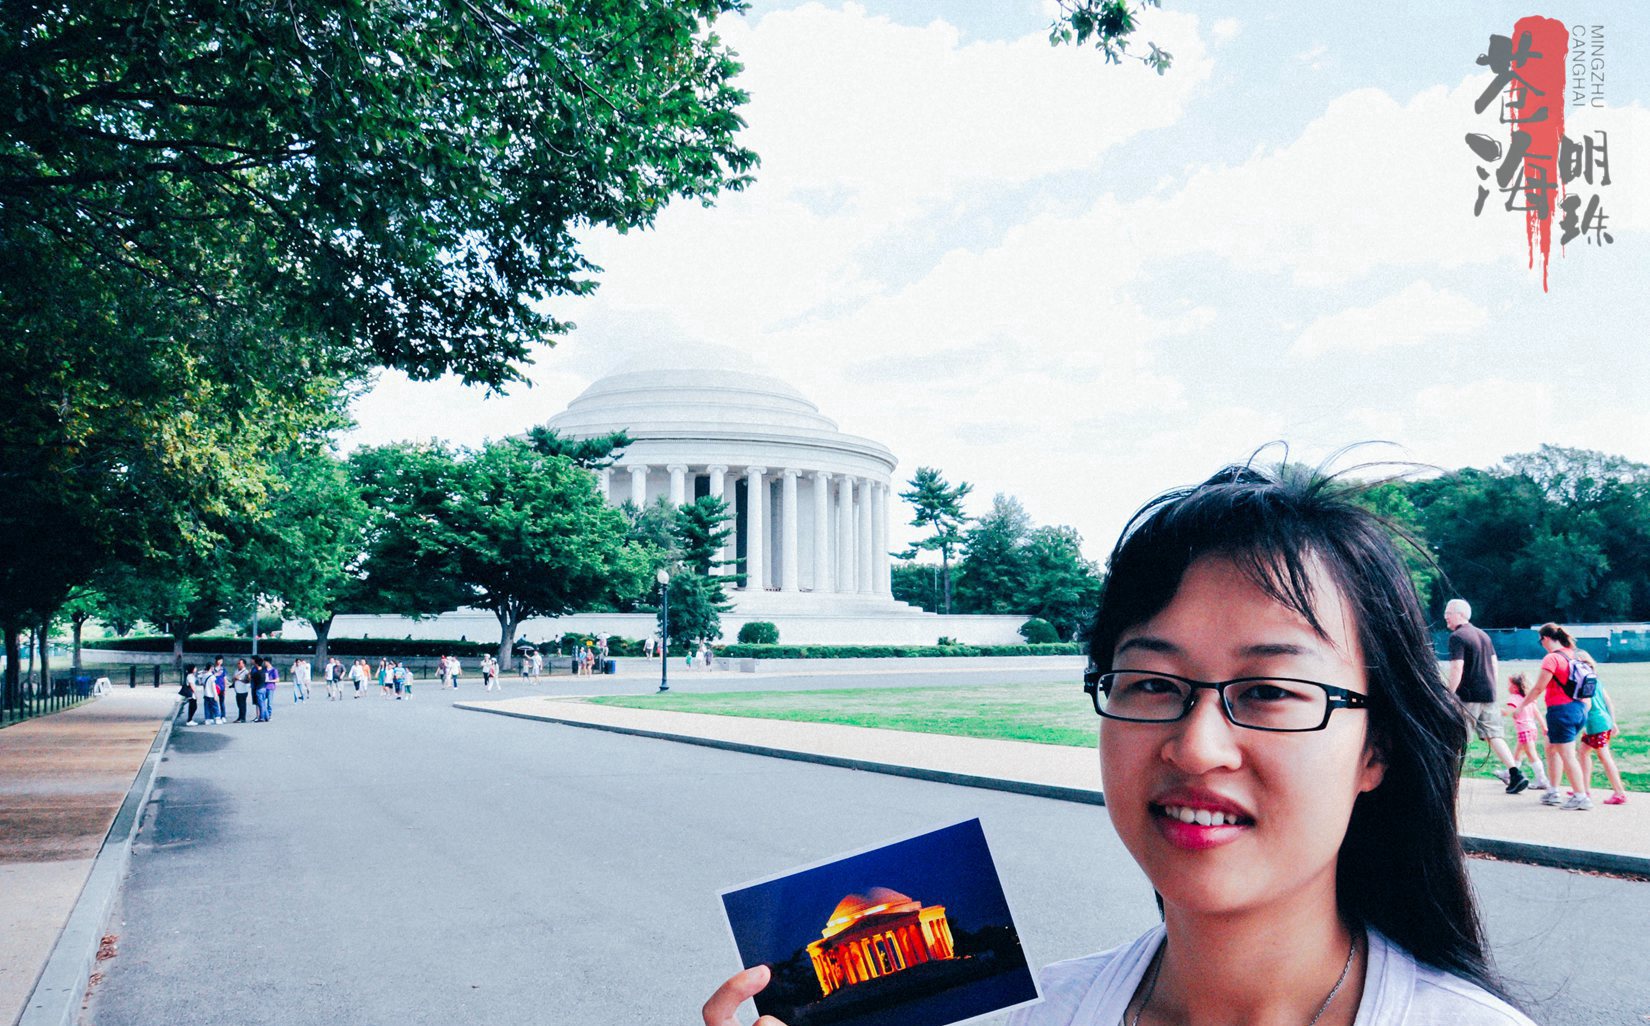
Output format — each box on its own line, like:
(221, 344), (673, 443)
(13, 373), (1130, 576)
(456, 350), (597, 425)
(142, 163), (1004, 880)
(1560, 794), (1594, 811)
(1540, 789), (1564, 806)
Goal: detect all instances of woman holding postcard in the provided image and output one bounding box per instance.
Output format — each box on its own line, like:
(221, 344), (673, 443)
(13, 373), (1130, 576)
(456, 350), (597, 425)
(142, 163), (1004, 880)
(706, 461), (1534, 1026)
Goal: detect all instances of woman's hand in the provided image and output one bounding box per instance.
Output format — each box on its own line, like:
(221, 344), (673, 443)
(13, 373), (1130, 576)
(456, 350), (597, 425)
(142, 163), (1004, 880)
(702, 965), (787, 1026)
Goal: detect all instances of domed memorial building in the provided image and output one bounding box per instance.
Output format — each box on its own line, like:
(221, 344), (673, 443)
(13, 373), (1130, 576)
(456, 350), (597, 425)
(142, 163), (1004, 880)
(551, 368), (902, 615)
(806, 887), (956, 997)
(301, 367), (1027, 646)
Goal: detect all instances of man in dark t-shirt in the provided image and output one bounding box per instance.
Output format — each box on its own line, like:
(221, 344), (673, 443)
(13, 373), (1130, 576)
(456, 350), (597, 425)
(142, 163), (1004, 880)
(1444, 598), (1526, 793)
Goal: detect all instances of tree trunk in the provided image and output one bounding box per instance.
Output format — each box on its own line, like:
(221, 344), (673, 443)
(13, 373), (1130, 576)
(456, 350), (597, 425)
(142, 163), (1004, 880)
(311, 614), (334, 665)
(39, 620), (51, 700)
(3, 627), (20, 711)
(72, 614), (86, 674)
(171, 629), (185, 669)
(941, 550), (953, 615)
(496, 607), (520, 667)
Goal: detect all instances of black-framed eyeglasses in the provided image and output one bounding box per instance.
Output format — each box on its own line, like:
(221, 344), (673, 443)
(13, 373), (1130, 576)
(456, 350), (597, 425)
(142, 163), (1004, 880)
(1082, 666), (1369, 733)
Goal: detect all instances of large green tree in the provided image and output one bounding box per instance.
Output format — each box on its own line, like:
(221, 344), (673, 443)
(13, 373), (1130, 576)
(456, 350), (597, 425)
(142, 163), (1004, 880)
(245, 448), (373, 665)
(899, 467), (972, 615)
(952, 495), (1032, 615)
(1018, 525), (1104, 641)
(355, 438), (655, 661)
(658, 495), (737, 650)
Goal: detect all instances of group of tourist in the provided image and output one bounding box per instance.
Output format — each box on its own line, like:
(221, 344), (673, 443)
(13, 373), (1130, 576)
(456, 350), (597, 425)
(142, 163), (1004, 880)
(179, 656), (295, 724)
(1446, 600), (1630, 810)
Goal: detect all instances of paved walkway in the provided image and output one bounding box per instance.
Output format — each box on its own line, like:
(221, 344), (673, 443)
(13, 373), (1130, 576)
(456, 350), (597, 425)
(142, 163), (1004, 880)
(0, 688), (177, 1026)
(461, 695), (1650, 872)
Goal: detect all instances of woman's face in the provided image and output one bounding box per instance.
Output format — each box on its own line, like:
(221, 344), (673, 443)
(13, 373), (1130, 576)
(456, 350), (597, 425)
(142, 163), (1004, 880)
(1100, 555), (1385, 921)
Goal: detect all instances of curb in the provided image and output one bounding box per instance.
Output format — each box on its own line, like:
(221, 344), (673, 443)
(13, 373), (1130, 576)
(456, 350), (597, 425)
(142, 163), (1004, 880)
(18, 700), (179, 1026)
(458, 702), (1650, 881)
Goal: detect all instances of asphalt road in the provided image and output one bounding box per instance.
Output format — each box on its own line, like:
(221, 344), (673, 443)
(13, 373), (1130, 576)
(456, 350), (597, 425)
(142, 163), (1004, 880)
(86, 687), (1649, 1026)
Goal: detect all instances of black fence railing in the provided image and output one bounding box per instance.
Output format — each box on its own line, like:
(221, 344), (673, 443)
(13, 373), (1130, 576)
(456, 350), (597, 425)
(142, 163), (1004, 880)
(1, 672), (95, 726)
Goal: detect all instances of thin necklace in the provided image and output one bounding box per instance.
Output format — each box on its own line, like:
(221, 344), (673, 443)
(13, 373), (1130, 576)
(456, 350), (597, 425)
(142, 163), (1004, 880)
(1127, 931), (1360, 1026)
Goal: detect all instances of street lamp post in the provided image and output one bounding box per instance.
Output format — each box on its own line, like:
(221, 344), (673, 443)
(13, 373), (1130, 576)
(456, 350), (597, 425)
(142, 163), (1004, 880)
(656, 568), (670, 693)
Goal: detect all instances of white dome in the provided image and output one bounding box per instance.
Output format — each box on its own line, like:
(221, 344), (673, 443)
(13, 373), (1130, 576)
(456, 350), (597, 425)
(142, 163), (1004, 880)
(549, 368), (840, 436)
(545, 367), (894, 474)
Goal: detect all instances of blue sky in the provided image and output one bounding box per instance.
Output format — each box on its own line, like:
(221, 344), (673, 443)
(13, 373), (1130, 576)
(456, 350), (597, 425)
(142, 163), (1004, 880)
(350, 2), (1649, 560)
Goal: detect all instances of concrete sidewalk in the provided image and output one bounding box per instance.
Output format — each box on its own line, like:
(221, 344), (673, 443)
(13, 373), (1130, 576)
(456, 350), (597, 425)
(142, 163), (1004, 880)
(0, 688), (178, 1026)
(460, 695), (1650, 877)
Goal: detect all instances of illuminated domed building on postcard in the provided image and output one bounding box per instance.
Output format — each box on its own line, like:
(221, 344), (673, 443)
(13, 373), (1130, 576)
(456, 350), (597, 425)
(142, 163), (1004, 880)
(806, 886), (956, 997)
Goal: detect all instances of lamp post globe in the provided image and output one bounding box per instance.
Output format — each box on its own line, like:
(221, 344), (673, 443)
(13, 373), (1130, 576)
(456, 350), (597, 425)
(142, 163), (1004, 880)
(656, 569), (671, 693)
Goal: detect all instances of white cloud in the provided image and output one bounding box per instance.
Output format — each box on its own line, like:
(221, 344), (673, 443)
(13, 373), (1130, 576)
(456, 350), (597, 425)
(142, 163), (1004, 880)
(1291, 282), (1489, 357)
(1133, 77), (1549, 285)
(343, 6), (1650, 561)
(1294, 42), (1329, 70)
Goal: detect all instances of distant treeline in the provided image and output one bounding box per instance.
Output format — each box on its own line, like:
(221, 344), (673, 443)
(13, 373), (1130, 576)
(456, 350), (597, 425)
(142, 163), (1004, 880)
(1367, 445), (1650, 629)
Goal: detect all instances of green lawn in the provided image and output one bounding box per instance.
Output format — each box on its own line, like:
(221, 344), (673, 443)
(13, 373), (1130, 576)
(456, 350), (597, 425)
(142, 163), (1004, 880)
(588, 660), (1650, 792)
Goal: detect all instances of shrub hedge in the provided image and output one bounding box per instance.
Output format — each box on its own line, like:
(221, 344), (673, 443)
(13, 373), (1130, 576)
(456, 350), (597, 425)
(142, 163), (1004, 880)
(86, 636), (501, 658)
(1018, 618), (1060, 644)
(736, 621), (779, 644)
(715, 642), (1083, 659)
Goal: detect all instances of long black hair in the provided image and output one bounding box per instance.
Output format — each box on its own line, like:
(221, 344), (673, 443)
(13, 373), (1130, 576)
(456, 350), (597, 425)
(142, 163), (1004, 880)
(1087, 458), (1511, 1002)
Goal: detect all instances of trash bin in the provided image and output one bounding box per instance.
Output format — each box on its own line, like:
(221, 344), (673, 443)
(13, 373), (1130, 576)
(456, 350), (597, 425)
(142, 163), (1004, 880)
(603, 658), (617, 675)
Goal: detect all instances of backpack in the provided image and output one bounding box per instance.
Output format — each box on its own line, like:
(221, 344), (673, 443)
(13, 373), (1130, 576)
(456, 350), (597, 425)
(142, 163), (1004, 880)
(1564, 656), (1599, 700)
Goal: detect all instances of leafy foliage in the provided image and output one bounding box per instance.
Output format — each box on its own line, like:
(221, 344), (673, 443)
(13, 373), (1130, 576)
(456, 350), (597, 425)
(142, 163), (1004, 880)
(659, 495), (736, 647)
(2, 0), (758, 388)
(1048, 0), (1172, 74)
(899, 467), (972, 615)
(351, 437), (656, 660)
(736, 621), (779, 645)
(1019, 617), (1060, 644)
(1397, 445), (1650, 626)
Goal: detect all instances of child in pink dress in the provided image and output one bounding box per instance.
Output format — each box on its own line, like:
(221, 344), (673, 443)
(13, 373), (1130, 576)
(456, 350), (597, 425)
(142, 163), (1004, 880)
(1505, 674), (1551, 791)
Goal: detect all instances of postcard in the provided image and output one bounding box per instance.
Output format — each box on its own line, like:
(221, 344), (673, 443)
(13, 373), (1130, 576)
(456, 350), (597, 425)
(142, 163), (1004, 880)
(719, 818), (1040, 1026)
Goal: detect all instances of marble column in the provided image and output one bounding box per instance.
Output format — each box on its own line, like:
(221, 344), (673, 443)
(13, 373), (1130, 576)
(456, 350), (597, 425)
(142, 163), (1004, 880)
(667, 464), (688, 506)
(812, 471), (831, 592)
(628, 464), (648, 507)
(874, 481), (891, 595)
(745, 467), (767, 591)
(597, 467), (611, 503)
(836, 477), (855, 594)
(780, 470), (800, 592)
(707, 465), (728, 574)
(857, 477), (874, 594)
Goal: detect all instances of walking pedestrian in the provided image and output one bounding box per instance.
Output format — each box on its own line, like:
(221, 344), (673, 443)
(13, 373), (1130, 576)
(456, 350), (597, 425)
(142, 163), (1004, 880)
(1513, 623), (1595, 810)
(1503, 675), (1550, 791)
(449, 655), (463, 688)
(1577, 682), (1629, 805)
(324, 657), (343, 701)
(482, 654), (498, 691)
(291, 657), (311, 703)
(248, 658), (266, 721)
(378, 658), (393, 697)
(1443, 599), (1527, 793)
(349, 658), (368, 697)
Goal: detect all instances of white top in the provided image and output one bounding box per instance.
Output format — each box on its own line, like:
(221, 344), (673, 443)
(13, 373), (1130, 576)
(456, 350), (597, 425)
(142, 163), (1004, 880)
(1009, 926), (1536, 1026)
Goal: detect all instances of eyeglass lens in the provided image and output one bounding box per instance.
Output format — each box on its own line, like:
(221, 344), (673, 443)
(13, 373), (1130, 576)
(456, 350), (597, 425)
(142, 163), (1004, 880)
(1098, 671), (1331, 731)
